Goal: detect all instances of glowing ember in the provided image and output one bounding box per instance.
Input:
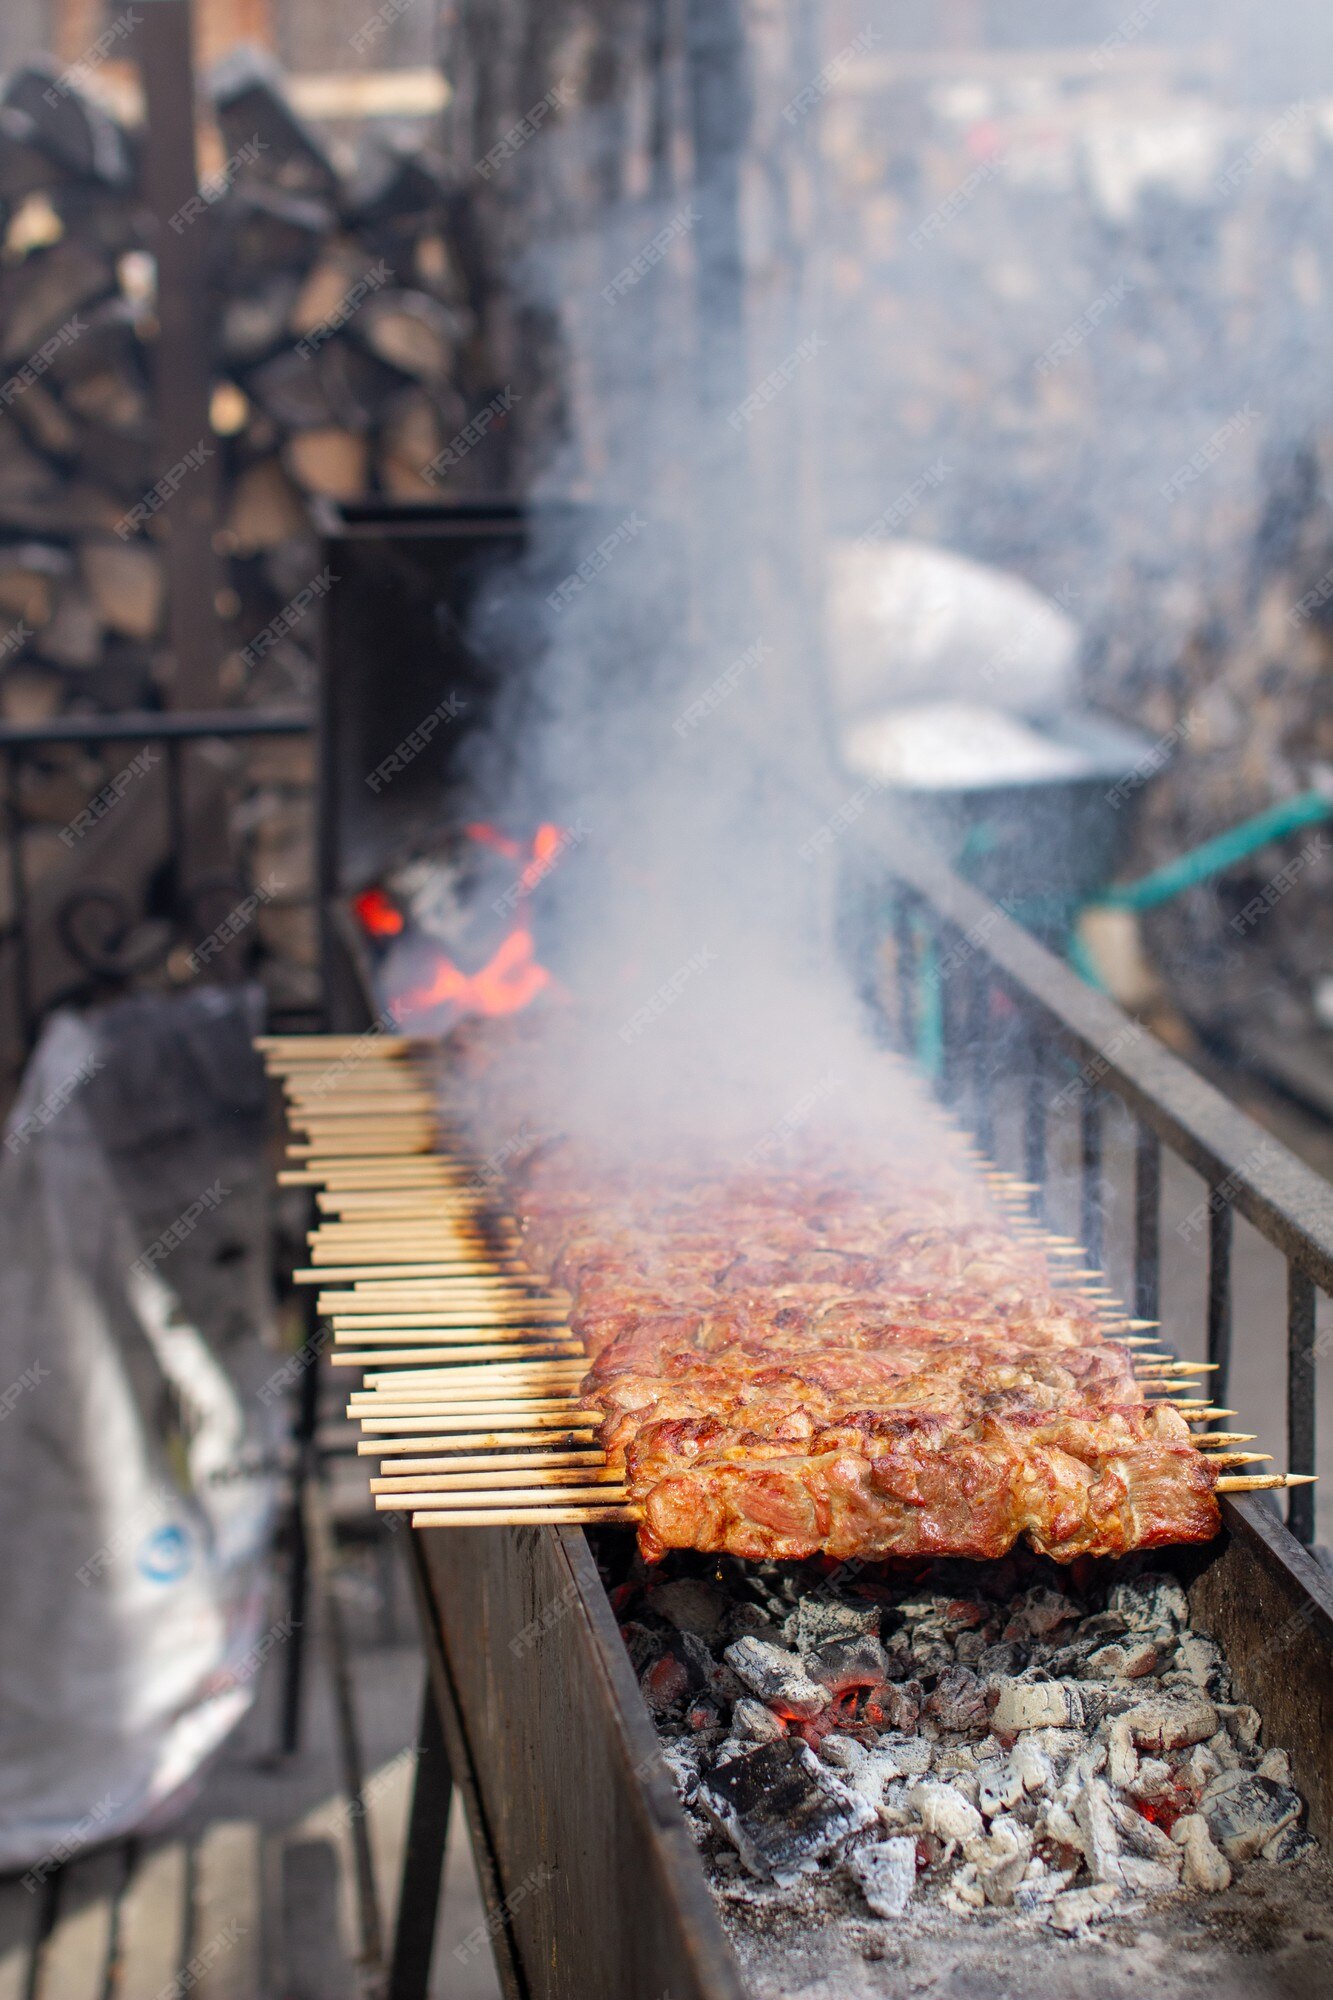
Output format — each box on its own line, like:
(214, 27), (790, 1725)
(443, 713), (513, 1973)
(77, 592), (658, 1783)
(364, 822), (568, 1027)
(353, 886), (404, 937)
(396, 924), (552, 1019)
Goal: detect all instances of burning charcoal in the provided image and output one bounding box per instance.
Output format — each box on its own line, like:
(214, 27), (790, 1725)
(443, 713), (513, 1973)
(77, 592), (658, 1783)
(976, 1640), (1030, 1680)
(679, 1631), (742, 1702)
(1263, 1822), (1318, 1865)
(1127, 1755), (1175, 1803)
(1217, 1702), (1262, 1753)
(942, 1598), (991, 1632)
(649, 1578), (727, 1638)
(1075, 1776), (1125, 1885)
(881, 1681), (923, 1734)
(1122, 1689), (1219, 1754)
(1170, 1634), (1230, 1699)
(820, 1733), (869, 1772)
(940, 1863), (986, 1914)
(1171, 1813), (1232, 1891)
(1107, 1573), (1188, 1635)
(722, 1601), (778, 1642)
(1200, 1769), (1303, 1863)
(697, 1739), (875, 1885)
(1079, 1611), (1131, 1642)
(871, 1734), (934, 1783)
(977, 1759), (1025, 1818)
(953, 1629), (993, 1666)
(1047, 1883), (1121, 1932)
(923, 1665), (990, 1734)
(641, 1648), (691, 1717)
(1204, 1727), (1243, 1773)
(805, 1633), (889, 1693)
(723, 1637), (829, 1721)
(1118, 1855), (1181, 1897)
(1080, 1636), (1160, 1681)
(732, 1695), (788, 1743)
(904, 1780), (984, 1852)
(687, 1697), (721, 1733)
(788, 1596), (880, 1652)
(848, 1835), (917, 1917)
(620, 1620), (665, 1677)
(878, 1640), (918, 1681)
(1008, 1736), (1057, 1798)
(963, 1814), (1031, 1905)
(1258, 1747), (1292, 1786)
(1013, 1855), (1077, 1911)
(925, 1751), (979, 1804)
(990, 1679), (1084, 1733)
(1003, 1587), (1079, 1640)
(909, 1638), (956, 1678)
(819, 1736), (895, 1816)
(659, 1739), (703, 1805)
(1107, 1790), (1180, 1867)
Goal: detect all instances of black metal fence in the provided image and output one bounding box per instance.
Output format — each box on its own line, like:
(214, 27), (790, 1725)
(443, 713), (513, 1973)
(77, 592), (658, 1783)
(889, 835), (1331, 1547)
(0, 706), (315, 1077)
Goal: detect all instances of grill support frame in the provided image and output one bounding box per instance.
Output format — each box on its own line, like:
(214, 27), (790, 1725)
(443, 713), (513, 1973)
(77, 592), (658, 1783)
(885, 831), (1333, 1540)
(316, 836), (1333, 1991)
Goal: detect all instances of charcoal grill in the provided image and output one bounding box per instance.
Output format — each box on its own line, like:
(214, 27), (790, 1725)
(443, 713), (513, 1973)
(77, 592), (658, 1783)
(276, 799), (1333, 1997)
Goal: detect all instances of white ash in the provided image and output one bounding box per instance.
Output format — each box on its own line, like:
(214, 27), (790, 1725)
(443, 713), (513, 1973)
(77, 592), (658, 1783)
(609, 1550), (1320, 1939)
(848, 1837), (917, 1917)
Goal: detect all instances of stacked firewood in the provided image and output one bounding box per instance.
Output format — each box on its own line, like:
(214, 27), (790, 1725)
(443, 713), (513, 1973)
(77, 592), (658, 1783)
(0, 49), (509, 731)
(0, 48), (522, 1028)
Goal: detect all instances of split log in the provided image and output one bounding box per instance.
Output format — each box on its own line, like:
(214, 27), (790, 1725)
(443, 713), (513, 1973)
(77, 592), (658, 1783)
(282, 427), (369, 499)
(80, 541), (165, 642)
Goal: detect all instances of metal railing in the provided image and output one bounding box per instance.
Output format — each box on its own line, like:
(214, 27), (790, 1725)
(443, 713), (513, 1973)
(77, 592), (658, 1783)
(888, 835), (1332, 1546)
(0, 706), (315, 1064)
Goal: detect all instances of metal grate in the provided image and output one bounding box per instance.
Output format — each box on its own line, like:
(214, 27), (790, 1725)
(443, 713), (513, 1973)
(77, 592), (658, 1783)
(889, 834), (1332, 1545)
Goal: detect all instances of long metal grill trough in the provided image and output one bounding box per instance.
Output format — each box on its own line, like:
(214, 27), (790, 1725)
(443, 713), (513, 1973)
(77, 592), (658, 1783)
(259, 844), (1333, 2000)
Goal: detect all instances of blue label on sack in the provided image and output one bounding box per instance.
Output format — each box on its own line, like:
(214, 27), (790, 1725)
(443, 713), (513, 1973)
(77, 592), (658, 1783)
(138, 1523), (191, 1583)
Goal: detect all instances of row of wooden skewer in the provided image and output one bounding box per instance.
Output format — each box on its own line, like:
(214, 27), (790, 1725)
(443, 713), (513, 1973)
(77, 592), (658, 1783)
(260, 1032), (1315, 1530)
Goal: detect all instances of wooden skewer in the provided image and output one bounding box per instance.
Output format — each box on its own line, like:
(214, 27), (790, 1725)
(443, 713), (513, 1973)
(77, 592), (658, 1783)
(1192, 1434), (1257, 1447)
(321, 1296), (560, 1314)
(350, 1374), (586, 1400)
(1181, 1407), (1238, 1420)
(374, 1472), (624, 1504)
(328, 1321), (569, 1340)
(1216, 1473), (1317, 1492)
(350, 1378), (585, 1401)
(298, 1264), (510, 1280)
(411, 1505), (638, 1526)
(334, 1343), (582, 1367)
(361, 1429), (598, 1453)
(259, 1035), (414, 1054)
(353, 1401), (588, 1421)
(359, 1411), (601, 1433)
(287, 1097), (435, 1110)
(1204, 1453), (1272, 1468)
(330, 1325), (570, 1344)
(307, 1240), (518, 1255)
(371, 1451), (606, 1480)
(360, 1357), (584, 1381)
(1146, 1360), (1218, 1372)
(342, 1335), (581, 1356)
(314, 1184), (474, 1200)
(286, 1152), (436, 1168)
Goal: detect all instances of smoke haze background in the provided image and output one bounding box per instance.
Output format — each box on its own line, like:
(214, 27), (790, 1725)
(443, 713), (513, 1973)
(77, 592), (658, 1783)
(447, 0), (1333, 1143)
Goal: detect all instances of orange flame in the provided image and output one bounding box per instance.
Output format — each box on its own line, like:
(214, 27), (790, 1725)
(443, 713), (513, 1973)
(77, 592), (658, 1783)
(383, 822), (569, 1024)
(397, 924), (551, 1019)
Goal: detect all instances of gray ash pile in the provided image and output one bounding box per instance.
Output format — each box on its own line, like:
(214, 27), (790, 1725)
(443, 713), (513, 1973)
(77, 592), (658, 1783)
(605, 1548), (1319, 1942)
